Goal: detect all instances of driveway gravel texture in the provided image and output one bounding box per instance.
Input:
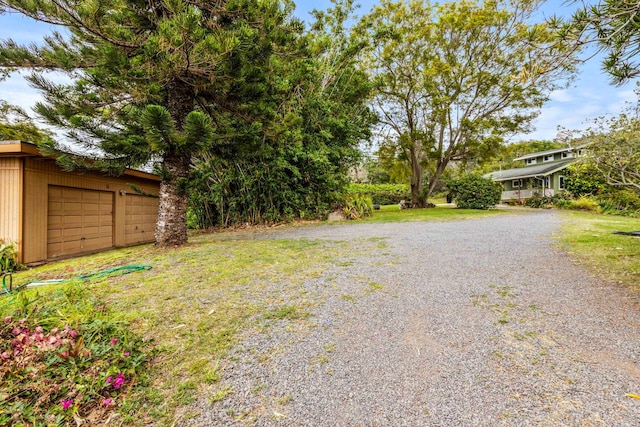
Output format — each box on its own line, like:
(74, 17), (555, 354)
(177, 209), (640, 426)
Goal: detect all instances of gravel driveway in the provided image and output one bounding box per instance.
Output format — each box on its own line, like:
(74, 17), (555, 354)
(179, 209), (640, 426)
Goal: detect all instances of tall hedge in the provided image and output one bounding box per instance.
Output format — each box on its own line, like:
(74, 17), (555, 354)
(448, 175), (502, 209)
(348, 184), (411, 205)
(188, 144), (347, 228)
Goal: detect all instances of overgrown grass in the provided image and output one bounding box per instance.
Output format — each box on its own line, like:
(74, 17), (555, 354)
(1, 233), (367, 425)
(363, 203), (503, 223)
(558, 211), (640, 289)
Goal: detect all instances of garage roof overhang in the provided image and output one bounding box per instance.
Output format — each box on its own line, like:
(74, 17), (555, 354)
(0, 140), (160, 182)
(0, 140), (41, 157)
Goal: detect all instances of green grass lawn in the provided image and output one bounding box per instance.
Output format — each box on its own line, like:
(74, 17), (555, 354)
(363, 203), (503, 223)
(558, 211), (640, 290)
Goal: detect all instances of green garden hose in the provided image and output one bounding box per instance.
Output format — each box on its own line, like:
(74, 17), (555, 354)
(1, 265), (152, 296)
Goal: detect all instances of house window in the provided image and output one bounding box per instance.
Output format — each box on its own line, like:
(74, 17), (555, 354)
(526, 158), (537, 165)
(544, 176), (550, 188)
(543, 154), (554, 162)
(562, 152), (573, 159)
(512, 179), (522, 188)
(559, 175), (566, 190)
(578, 149), (583, 156)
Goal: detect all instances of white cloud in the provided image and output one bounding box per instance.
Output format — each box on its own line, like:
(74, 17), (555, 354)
(549, 89), (573, 103)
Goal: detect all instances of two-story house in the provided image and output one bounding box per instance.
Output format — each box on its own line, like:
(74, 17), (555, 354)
(485, 145), (587, 202)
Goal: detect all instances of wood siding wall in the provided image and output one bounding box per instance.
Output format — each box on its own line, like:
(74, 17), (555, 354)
(125, 194), (158, 245)
(22, 158), (159, 263)
(0, 158), (23, 261)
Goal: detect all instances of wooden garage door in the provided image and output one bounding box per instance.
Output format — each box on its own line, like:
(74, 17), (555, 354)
(125, 194), (158, 245)
(48, 186), (114, 258)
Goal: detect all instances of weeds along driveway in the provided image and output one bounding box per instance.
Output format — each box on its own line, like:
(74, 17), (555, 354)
(179, 209), (640, 426)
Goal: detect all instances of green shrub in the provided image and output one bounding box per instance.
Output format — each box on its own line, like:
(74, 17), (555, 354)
(348, 183), (411, 205)
(569, 196), (601, 212)
(188, 143), (352, 228)
(448, 175), (503, 210)
(554, 196), (573, 209)
(564, 163), (607, 196)
(341, 194), (373, 220)
(596, 188), (640, 217)
(0, 241), (21, 273)
(524, 193), (572, 209)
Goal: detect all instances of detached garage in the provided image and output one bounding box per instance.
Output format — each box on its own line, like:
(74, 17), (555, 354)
(0, 140), (161, 264)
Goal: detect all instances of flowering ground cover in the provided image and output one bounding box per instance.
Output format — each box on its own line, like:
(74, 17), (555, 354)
(0, 283), (150, 425)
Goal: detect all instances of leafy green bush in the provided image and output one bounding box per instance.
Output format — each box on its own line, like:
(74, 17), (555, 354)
(348, 183), (411, 205)
(564, 163), (607, 196)
(448, 175), (503, 210)
(340, 194), (373, 220)
(0, 283), (151, 426)
(569, 196), (601, 212)
(188, 144), (351, 228)
(0, 241), (22, 273)
(524, 193), (572, 209)
(596, 189), (640, 217)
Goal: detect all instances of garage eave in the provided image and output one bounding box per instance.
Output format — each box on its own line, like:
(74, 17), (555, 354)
(0, 140), (160, 181)
(123, 169), (161, 182)
(0, 140), (41, 157)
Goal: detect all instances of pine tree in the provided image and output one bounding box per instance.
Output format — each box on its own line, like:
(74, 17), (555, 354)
(0, 0), (300, 245)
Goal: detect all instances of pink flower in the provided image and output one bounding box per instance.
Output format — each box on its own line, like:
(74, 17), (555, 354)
(18, 318), (26, 324)
(61, 399), (73, 410)
(109, 338), (118, 346)
(103, 398), (113, 406)
(106, 376), (113, 384)
(3, 316), (11, 323)
(63, 325), (78, 338)
(124, 352), (130, 357)
(113, 373), (125, 389)
(35, 326), (43, 333)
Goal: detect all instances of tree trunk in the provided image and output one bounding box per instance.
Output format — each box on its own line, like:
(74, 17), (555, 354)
(410, 147), (424, 207)
(155, 153), (191, 246)
(155, 78), (194, 246)
(428, 157), (450, 196)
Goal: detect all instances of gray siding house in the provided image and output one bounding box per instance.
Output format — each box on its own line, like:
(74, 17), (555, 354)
(485, 146), (586, 202)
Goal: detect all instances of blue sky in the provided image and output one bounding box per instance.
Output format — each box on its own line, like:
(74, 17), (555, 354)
(0, 0), (637, 143)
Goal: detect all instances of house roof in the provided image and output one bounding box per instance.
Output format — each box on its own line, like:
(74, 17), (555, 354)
(485, 158), (576, 181)
(513, 144), (588, 161)
(0, 140), (160, 181)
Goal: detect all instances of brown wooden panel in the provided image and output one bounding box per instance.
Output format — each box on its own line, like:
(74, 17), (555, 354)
(0, 158), (22, 250)
(47, 186), (114, 258)
(124, 194), (158, 245)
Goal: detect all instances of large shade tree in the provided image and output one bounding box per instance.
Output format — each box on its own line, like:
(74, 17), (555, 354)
(0, 0), (300, 246)
(358, 0), (575, 206)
